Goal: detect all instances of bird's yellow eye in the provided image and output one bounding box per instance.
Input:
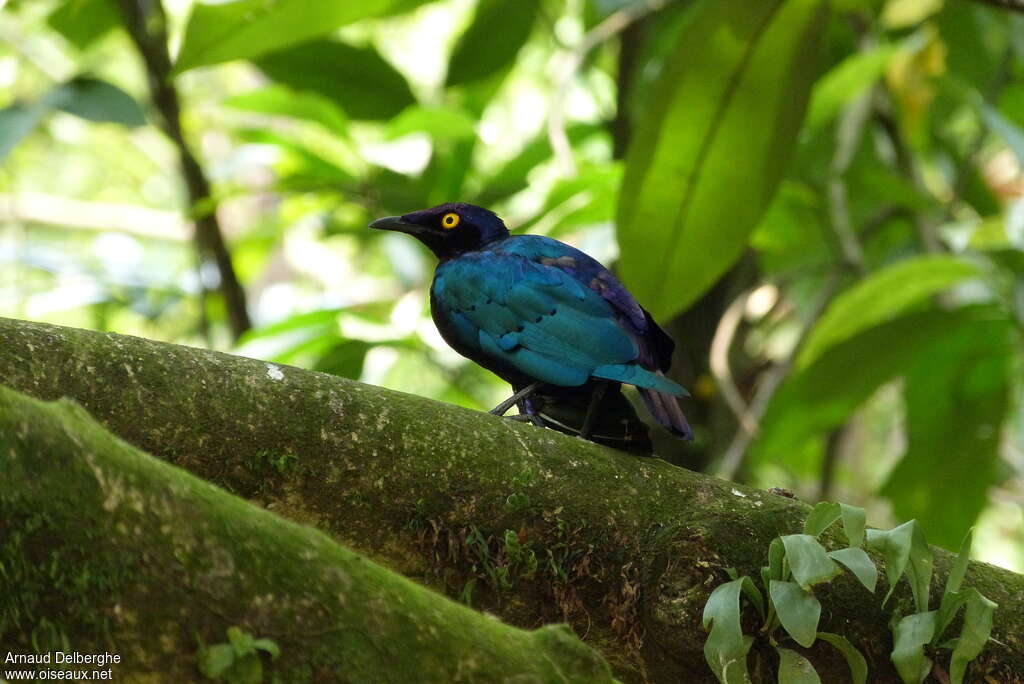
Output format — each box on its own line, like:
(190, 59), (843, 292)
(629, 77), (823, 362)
(441, 212), (460, 230)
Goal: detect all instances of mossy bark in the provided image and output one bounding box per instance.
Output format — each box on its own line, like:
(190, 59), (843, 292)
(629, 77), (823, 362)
(2, 317), (1022, 682)
(0, 384), (614, 682)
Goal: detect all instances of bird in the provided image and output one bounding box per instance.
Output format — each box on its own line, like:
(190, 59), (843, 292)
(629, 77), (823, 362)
(370, 202), (692, 451)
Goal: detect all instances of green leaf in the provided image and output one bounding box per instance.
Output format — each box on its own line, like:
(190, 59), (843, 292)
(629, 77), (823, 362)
(702, 579), (753, 683)
(891, 611), (937, 684)
(776, 648), (821, 684)
(807, 42), (897, 129)
(768, 537), (786, 581)
(981, 102), (1024, 167)
(797, 256), (980, 369)
(802, 502), (840, 537)
(386, 106), (477, 141)
(47, 0), (120, 51)
(817, 632), (868, 684)
(227, 626), (255, 656)
(949, 590), (997, 684)
(839, 504), (866, 548)
(936, 530), (974, 640)
(828, 547), (878, 593)
(769, 580), (820, 648)
(617, 0), (828, 320)
(197, 643), (236, 678)
(252, 637), (280, 660)
(754, 308), (992, 468)
(866, 520), (933, 611)
(224, 85), (348, 136)
(780, 535), (841, 590)
(314, 341), (372, 380)
(45, 77), (147, 127)
(173, 0), (428, 74)
(254, 40), (414, 121)
(445, 0), (539, 87)
(0, 103), (46, 162)
(880, 317), (1014, 551)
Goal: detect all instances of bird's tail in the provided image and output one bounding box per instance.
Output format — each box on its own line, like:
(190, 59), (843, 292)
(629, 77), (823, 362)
(638, 387), (693, 441)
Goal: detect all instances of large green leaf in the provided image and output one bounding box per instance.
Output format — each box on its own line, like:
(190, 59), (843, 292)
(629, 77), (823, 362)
(254, 40), (414, 121)
(617, 0), (827, 320)
(880, 317), (1015, 550)
(828, 547), (877, 593)
(797, 256), (980, 369)
(173, 0), (430, 74)
(445, 0), (539, 87)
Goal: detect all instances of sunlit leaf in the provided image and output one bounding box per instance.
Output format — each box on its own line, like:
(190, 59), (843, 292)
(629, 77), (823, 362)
(880, 317), (1014, 550)
(817, 632), (868, 684)
(445, 0), (539, 87)
(891, 611), (937, 684)
(949, 589), (997, 684)
(255, 40), (414, 120)
(618, 0), (828, 320)
(770, 580), (820, 648)
(776, 648), (820, 683)
(386, 106), (477, 142)
(807, 42), (897, 128)
(174, 0), (431, 74)
(828, 547), (878, 593)
(47, 0), (121, 50)
(702, 579), (753, 683)
(797, 256), (980, 369)
(224, 85), (349, 136)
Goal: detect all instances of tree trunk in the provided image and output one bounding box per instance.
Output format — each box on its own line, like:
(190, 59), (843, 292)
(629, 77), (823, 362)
(2, 317), (1022, 682)
(0, 384), (613, 682)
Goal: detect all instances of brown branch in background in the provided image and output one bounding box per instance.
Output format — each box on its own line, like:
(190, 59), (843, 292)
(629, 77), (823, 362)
(115, 0), (251, 340)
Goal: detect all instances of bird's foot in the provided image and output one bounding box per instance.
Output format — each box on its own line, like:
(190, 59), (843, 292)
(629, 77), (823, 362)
(489, 381), (545, 416)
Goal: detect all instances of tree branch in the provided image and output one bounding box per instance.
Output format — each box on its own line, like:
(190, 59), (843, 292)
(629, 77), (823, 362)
(2, 317), (1022, 682)
(0, 383), (613, 682)
(115, 0), (251, 340)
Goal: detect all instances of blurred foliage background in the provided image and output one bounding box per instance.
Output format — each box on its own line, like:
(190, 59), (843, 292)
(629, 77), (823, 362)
(1, 0), (1022, 569)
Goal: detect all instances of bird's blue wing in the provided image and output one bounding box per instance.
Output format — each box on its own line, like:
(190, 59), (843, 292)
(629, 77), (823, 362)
(432, 237), (684, 395)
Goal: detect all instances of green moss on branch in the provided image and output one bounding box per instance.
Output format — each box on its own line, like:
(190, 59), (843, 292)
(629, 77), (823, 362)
(0, 384), (613, 682)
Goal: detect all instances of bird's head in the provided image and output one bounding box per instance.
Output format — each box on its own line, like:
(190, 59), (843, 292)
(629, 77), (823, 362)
(369, 202), (509, 260)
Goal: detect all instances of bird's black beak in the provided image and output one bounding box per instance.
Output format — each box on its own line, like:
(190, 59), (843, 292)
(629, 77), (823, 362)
(369, 216), (423, 235)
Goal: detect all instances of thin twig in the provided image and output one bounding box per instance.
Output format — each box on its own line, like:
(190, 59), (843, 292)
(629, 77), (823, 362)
(548, 0), (667, 176)
(116, 0), (251, 340)
(716, 273), (841, 480)
(708, 288), (759, 438)
(971, 0), (1024, 11)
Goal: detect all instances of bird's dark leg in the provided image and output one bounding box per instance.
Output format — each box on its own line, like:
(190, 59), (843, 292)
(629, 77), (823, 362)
(489, 381), (545, 416)
(579, 381), (609, 440)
